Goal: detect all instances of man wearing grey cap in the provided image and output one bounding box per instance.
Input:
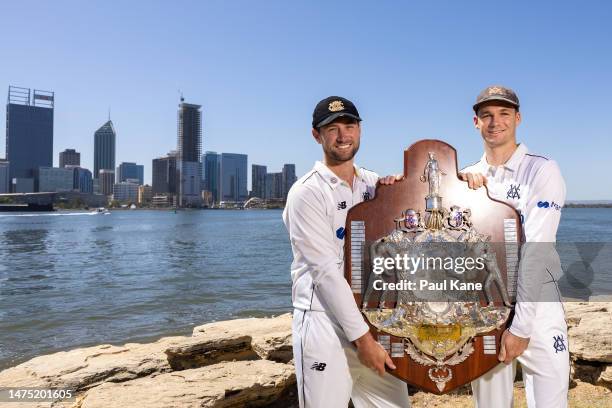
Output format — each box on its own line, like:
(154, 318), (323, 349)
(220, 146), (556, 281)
(462, 86), (569, 407)
(283, 96), (410, 407)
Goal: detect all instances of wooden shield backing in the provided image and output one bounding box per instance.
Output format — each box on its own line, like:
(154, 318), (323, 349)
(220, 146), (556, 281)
(344, 139), (523, 394)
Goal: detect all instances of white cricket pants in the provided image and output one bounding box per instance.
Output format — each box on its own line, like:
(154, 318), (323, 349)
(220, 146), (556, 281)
(471, 301), (570, 408)
(293, 309), (411, 408)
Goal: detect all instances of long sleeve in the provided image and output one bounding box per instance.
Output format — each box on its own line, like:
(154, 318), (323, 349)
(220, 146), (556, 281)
(283, 185), (369, 342)
(509, 160), (565, 338)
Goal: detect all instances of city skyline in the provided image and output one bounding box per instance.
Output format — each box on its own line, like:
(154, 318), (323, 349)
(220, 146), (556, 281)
(1, 2), (611, 199)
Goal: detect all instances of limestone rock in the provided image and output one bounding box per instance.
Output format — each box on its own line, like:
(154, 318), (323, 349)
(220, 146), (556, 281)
(567, 303), (612, 363)
(193, 314), (293, 363)
(598, 365), (612, 389)
(76, 360), (296, 408)
(165, 334), (256, 370)
(0, 336), (188, 392)
(564, 302), (610, 328)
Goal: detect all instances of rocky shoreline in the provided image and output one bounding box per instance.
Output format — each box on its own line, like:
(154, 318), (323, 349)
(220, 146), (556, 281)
(0, 303), (610, 407)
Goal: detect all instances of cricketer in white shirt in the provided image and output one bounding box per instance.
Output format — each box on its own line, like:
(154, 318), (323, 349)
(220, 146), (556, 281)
(465, 144), (570, 407)
(283, 161), (410, 408)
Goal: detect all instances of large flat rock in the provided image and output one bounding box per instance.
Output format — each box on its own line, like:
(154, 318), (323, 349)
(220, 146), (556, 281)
(566, 302), (612, 363)
(76, 360), (296, 408)
(0, 336), (187, 392)
(565, 302), (610, 328)
(192, 314), (292, 363)
(165, 334), (255, 370)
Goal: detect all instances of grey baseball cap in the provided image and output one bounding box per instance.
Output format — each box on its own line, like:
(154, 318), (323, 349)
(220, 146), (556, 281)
(473, 85), (520, 113)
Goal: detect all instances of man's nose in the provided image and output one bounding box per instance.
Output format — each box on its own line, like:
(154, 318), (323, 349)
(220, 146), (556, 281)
(337, 128), (350, 141)
(489, 114), (501, 127)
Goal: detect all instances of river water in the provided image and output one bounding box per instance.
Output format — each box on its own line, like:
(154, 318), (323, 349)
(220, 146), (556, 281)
(0, 208), (610, 369)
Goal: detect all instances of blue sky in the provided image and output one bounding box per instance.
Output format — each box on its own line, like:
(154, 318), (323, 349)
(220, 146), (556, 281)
(1, 1), (611, 199)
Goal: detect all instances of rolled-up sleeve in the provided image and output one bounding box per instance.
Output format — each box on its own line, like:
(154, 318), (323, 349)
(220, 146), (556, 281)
(283, 185), (369, 342)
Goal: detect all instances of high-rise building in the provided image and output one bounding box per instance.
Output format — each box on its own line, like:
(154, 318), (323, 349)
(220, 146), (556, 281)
(59, 149), (80, 168)
(202, 151), (220, 204)
(0, 160), (9, 193)
(265, 172), (283, 200)
(94, 120), (116, 179)
(99, 169), (115, 196)
(71, 167), (93, 193)
(220, 153), (248, 203)
(5, 86), (54, 192)
(138, 185), (152, 205)
(37, 167), (74, 192)
(116, 162), (144, 185)
(152, 151), (177, 195)
(112, 181), (139, 203)
(282, 164), (297, 199)
(252, 164), (267, 199)
(177, 99), (202, 207)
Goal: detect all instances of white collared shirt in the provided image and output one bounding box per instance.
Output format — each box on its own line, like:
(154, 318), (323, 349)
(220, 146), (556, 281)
(282, 161), (379, 342)
(463, 143), (566, 337)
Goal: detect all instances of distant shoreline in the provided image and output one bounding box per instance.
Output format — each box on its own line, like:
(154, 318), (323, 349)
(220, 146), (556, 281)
(564, 204), (612, 208)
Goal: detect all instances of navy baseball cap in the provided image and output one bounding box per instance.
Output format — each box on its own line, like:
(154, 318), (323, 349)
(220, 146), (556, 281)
(312, 96), (362, 128)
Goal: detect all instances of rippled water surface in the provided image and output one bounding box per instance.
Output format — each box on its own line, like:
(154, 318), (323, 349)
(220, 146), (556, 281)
(0, 208), (610, 369)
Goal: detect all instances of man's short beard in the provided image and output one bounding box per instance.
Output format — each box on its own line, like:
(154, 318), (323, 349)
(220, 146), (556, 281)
(326, 143), (359, 163)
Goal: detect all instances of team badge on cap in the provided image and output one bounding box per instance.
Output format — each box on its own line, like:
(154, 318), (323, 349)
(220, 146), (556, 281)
(473, 85), (520, 113)
(328, 100), (345, 112)
(312, 96), (362, 128)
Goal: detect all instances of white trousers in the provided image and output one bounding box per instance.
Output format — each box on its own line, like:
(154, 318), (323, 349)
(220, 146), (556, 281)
(471, 302), (570, 408)
(293, 309), (410, 408)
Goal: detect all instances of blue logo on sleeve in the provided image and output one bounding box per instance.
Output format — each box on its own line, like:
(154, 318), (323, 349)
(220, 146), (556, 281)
(336, 227), (346, 239)
(537, 201), (561, 210)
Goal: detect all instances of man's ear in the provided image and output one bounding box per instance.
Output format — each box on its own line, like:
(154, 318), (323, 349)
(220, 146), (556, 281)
(516, 111), (522, 127)
(473, 115), (480, 129)
(312, 128), (322, 144)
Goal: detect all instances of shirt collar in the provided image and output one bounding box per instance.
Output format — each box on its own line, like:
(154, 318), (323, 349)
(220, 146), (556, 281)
(314, 161), (362, 189)
(479, 143), (528, 172)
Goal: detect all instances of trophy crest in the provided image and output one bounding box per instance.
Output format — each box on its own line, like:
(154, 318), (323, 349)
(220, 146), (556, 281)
(345, 140), (522, 393)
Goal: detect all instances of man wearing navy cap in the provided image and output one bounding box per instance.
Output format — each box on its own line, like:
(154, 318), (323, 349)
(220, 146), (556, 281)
(283, 96), (410, 407)
(463, 86), (569, 407)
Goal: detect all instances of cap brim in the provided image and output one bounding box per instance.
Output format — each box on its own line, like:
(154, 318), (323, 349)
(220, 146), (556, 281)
(473, 97), (519, 113)
(315, 112), (362, 128)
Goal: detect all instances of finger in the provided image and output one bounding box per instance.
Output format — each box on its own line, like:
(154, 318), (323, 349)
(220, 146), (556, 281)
(466, 173), (475, 189)
(498, 342), (506, 362)
(482, 175), (488, 186)
(498, 330), (507, 362)
(394, 174), (404, 181)
(376, 361), (386, 376)
(458, 172), (467, 181)
(385, 353), (396, 371)
(475, 173), (484, 188)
